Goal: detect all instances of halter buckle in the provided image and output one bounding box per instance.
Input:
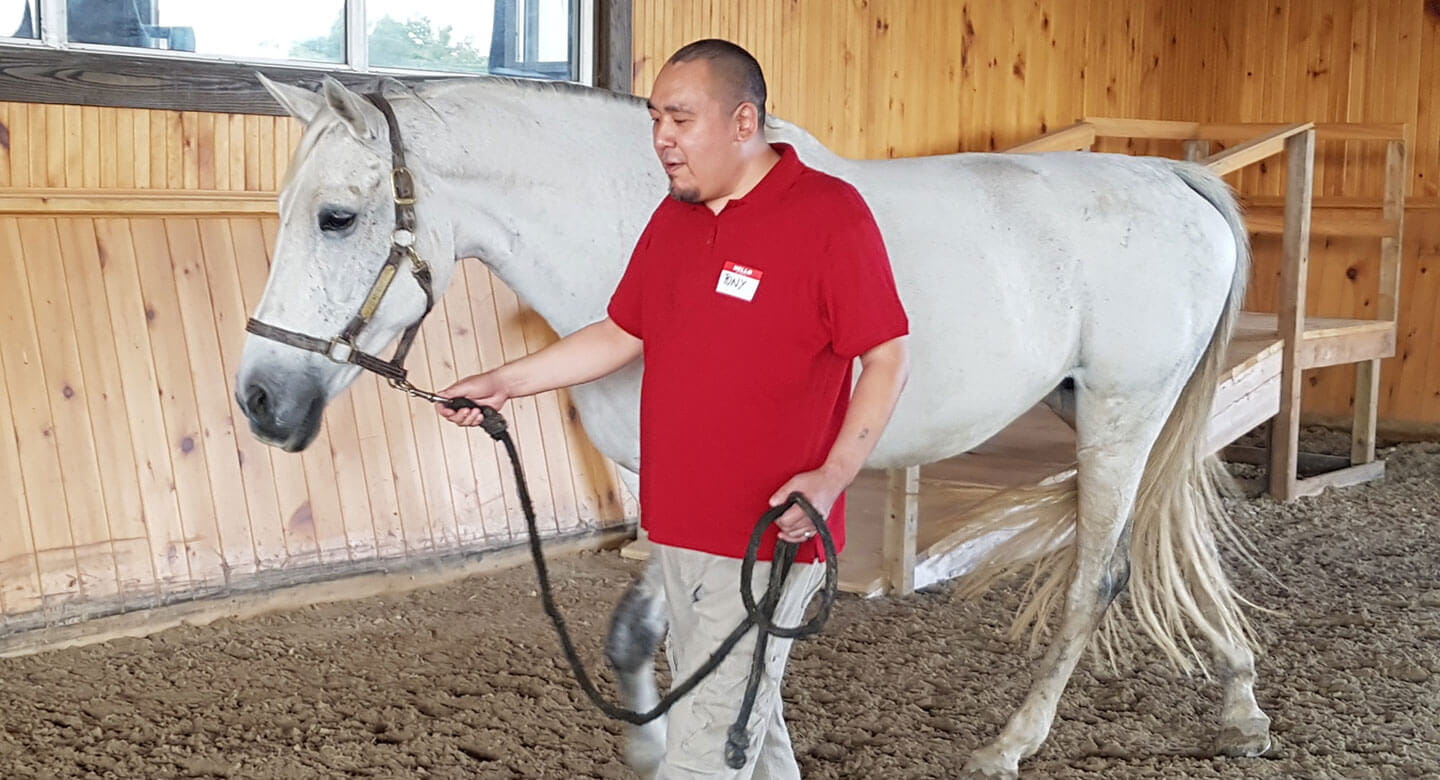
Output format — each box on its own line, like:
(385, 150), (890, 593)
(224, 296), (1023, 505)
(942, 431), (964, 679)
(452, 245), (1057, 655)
(392, 167), (417, 206)
(326, 337), (356, 363)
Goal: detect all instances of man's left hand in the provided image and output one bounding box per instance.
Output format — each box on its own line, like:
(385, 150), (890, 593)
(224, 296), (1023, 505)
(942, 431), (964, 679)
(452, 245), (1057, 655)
(769, 465), (849, 544)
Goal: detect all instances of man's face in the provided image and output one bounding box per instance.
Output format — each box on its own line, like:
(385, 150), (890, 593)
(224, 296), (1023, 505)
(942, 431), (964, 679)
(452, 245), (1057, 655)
(647, 60), (745, 204)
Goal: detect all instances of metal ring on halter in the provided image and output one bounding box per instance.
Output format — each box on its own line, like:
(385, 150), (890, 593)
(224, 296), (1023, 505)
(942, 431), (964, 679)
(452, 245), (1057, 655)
(325, 337), (355, 363)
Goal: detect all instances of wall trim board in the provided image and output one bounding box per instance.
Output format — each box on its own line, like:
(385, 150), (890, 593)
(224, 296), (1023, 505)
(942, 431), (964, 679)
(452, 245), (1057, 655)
(0, 188), (278, 215)
(0, 47), (461, 115)
(0, 526), (633, 657)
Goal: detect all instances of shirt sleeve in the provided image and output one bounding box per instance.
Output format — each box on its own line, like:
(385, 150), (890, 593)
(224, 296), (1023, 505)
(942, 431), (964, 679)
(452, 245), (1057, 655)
(821, 187), (910, 358)
(607, 206), (663, 339)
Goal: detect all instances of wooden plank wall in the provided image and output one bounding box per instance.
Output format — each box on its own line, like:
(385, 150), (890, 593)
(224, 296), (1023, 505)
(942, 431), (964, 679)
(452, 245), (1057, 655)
(632, 0), (1440, 427)
(0, 103), (635, 628)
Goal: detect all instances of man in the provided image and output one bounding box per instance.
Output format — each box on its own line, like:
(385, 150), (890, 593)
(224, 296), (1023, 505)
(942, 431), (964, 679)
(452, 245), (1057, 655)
(439, 39), (909, 778)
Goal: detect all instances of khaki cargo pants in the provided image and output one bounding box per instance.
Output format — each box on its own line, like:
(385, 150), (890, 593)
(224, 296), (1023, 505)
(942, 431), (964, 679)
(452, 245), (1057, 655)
(654, 543), (825, 780)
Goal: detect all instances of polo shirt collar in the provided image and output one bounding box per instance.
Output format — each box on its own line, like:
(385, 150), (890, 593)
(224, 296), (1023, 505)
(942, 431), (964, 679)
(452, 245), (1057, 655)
(714, 143), (804, 213)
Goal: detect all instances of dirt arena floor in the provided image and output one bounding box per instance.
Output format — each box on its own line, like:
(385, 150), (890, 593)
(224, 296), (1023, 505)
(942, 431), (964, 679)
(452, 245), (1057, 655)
(1, 434), (1436, 779)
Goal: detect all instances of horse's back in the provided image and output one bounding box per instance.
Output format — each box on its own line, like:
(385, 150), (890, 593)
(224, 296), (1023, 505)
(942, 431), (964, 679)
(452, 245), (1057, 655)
(819, 150), (1242, 466)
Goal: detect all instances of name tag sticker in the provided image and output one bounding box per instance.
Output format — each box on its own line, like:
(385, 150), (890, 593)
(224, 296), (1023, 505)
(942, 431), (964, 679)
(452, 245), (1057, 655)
(716, 262), (763, 302)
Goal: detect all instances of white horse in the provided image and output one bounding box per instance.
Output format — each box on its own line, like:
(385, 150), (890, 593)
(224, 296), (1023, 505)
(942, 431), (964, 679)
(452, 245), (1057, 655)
(236, 74), (1271, 779)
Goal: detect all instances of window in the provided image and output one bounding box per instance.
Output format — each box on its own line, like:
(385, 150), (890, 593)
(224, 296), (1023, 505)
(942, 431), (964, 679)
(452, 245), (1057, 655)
(3, 0), (585, 81)
(4, 0), (36, 38)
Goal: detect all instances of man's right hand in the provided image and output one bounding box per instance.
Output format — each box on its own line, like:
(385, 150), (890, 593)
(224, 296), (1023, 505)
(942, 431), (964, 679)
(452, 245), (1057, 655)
(434, 317), (641, 428)
(437, 371), (510, 427)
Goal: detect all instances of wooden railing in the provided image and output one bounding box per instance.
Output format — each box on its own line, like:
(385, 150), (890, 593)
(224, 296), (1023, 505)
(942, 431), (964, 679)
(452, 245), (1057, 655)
(1005, 118), (1408, 500)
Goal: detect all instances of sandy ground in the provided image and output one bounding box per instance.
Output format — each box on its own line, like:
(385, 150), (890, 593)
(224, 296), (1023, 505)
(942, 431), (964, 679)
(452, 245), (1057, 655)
(1, 435), (1436, 779)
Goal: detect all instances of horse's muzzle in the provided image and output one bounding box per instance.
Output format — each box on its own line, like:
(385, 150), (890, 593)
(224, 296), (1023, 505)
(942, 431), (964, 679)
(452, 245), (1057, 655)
(235, 374), (326, 453)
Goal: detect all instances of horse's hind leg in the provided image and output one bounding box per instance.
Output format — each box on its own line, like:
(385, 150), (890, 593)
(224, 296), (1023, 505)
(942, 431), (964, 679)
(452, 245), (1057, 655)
(605, 559), (667, 776)
(1207, 604), (1271, 756)
(962, 384), (1178, 779)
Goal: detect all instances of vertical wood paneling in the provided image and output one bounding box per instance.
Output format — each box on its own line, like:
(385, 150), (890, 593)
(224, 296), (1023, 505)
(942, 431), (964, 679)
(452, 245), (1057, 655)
(228, 114), (246, 192)
(197, 113), (216, 190)
(129, 218), (226, 587)
(130, 109), (150, 188)
(520, 310), (581, 532)
(92, 219), (193, 589)
(148, 109), (167, 188)
(404, 327), (465, 550)
(41, 104), (62, 186)
(163, 218), (257, 576)
(0, 357), (44, 614)
(100, 108), (118, 188)
(1416, 10), (1440, 198)
(165, 112), (184, 190)
(16, 218), (120, 603)
(0, 221), (46, 615)
(0, 218), (84, 606)
(1399, 214), (1440, 419)
(420, 298), (488, 545)
(491, 281), (562, 537)
(458, 260), (524, 542)
(54, 219), (155, 597)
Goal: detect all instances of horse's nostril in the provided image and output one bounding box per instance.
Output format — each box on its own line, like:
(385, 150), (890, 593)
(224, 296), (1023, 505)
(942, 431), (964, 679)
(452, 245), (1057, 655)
(246, 384), (269, 416)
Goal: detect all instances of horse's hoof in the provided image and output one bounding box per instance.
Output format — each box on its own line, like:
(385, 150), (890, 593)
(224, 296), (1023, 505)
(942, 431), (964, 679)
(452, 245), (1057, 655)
(604, 579), (665, 673)
(1215, 714), (1272, 758)
(961, 748), (1020, 780)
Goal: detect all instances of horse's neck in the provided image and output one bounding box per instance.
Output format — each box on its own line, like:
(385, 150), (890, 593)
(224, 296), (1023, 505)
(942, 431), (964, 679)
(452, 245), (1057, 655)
(416, 82), (662, 337)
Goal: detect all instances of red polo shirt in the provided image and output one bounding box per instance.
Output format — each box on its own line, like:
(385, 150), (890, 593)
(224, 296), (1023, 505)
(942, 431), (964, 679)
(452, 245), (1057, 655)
(607, 144), (908, 563)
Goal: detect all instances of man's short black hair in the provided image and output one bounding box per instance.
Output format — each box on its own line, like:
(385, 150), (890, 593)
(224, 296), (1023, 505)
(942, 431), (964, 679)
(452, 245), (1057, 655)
(667, 39), (768, 126)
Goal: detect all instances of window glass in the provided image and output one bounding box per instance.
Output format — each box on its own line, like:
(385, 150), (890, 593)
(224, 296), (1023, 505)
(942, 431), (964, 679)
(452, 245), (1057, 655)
(4, 0), (37, 39)
(367, 0), (575, 79)
(67, 0), (345, 62)
(366, 1), (492, 74)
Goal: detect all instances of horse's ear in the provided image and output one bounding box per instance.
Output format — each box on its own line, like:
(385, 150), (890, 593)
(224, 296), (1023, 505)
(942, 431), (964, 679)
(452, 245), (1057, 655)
(321, 76), (382, 143)
(257, 72), (324, 125)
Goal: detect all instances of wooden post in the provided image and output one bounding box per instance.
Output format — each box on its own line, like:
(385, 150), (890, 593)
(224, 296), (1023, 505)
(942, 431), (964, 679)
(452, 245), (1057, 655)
(1351, 139), (1406, 465)
(593, 0), (633, 94)
(1183, 139), (1211, 162)
(883, 467), (919, 595)
(1269, 129), (1315, 501)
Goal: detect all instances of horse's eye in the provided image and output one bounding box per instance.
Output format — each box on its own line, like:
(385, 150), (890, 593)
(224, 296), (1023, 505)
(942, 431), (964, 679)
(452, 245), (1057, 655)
(319, 209), (357, 233)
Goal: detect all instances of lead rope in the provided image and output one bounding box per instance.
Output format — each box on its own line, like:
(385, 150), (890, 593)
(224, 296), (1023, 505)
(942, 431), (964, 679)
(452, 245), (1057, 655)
(442, 396), (839, 769)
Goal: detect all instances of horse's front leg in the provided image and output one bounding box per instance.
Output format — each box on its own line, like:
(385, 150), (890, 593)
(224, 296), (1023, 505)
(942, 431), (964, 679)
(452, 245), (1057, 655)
(605, 558), (668, 776)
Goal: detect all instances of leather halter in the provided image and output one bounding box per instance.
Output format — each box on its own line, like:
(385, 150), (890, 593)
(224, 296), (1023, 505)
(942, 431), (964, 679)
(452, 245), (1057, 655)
(245, 93), (447, 403)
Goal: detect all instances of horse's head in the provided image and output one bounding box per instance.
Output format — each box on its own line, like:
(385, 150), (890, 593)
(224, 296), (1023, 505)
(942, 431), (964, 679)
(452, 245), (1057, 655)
(236, 75), (458, 451)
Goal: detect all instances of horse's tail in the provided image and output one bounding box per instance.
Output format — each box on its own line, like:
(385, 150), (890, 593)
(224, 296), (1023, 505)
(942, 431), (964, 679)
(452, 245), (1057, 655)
(948, 162), (1259, 673)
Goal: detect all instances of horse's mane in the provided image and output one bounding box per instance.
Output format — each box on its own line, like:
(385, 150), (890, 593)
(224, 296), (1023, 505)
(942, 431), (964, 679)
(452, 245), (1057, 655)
(410, 74), (649, 109)
(281, 73), (841, 192)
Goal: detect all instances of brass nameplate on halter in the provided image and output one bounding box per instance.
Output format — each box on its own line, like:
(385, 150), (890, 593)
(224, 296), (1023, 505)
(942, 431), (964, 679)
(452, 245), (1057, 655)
(361, 265), (399, 318)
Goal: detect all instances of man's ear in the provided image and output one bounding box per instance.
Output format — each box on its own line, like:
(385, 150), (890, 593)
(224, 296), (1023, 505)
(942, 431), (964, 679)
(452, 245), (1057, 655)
(734, 101), (762, 142)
